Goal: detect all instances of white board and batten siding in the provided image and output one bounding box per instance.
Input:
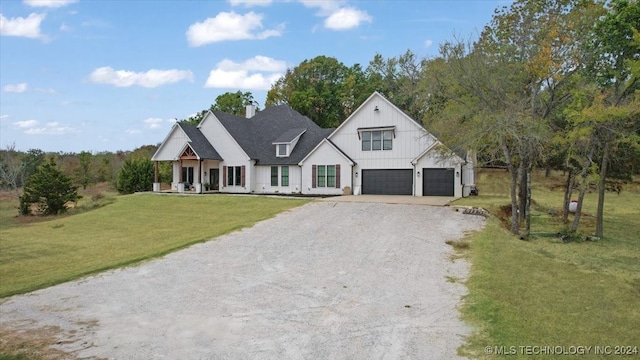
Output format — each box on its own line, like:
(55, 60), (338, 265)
(254, 165), (303, 194)
(300, 140), (353, 196)
(198, 112), (253, 193)
(330, 93), (436, 167)
(152, 125), (189, 161)
(329, 92), (441, 195)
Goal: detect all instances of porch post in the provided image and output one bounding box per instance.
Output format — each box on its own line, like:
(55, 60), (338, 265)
(153, 161), (160, 192)
(177, 159), (185, 193)
(195, 158), (203, 193)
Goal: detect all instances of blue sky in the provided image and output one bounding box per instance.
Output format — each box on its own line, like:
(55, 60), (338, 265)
(1, 0), (511, 153)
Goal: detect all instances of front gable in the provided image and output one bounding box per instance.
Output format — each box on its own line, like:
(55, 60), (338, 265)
(151, 123), (189, 161)
(327, 92), (437, 166)
(329, 92), (429, 139)
(197, 111), (251, 163)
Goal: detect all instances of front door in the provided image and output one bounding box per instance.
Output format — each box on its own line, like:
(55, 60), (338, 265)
(210, 168), (219, 190)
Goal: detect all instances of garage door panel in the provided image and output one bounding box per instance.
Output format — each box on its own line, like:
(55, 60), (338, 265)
(422, 168), (454, 196)
(362, 169), (413, 195)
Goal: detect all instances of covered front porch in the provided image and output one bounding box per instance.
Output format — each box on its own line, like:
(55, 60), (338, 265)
(153, 144), (223, 194)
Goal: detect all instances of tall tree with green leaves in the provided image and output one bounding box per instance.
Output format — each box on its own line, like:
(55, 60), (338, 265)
(583, 0), (640, 237)
(366, 50), (431, 121)
(210, 91), (256, 116)
(76, 151), (93, 189)
(427, 0), (601, 237)
(181, 91), (257, 125)
(266, 56), (369, 128)
(20, 158), (79, 215)
(23, 148), (45, 184)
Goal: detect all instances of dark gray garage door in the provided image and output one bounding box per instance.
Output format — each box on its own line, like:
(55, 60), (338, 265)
(362, 169), (413, 195)
(422, 168), (454, 196)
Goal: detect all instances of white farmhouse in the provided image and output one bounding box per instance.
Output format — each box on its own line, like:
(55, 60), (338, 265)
(151, 92), (475, 197)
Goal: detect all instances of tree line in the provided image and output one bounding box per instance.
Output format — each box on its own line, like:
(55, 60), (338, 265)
(0, 143), (171, 214)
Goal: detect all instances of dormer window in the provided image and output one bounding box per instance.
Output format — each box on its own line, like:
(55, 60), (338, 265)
(273, 128), (305, 158)
(277, 143), (289, 157)
(359, 127), (395, 151)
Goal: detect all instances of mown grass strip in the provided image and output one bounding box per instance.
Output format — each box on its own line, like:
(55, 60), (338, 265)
(454, 170), (640, 359)
(0, 194), (309, 298)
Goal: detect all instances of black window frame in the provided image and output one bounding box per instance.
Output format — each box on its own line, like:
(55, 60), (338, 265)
(281, 166), (289, 187)
(362, 130), (393, 151)
(271, 166), (278, 186)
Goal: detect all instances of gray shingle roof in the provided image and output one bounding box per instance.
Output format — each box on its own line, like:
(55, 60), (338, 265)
(212, 105), (331, 165)
(177, 123), (223, 160)
(273, 128), (306, 143)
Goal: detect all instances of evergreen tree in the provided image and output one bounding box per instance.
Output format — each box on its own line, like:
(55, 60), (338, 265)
(117, 157), (154, 194)
(20, 158), (79, 215)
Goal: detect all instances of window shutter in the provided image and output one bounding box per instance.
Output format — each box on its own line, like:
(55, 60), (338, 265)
(336, 164), (341, 188)
(312, 165), (316, 188)
(241, 166), (246, 187)
(223, 166), (227, 187)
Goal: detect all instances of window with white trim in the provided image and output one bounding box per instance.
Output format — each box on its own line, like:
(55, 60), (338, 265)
(227, 166), (242, 186)
(276, 144), (288, 157)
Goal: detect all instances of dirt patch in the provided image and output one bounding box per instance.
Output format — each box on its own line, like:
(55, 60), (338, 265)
(0, 325), (69, 360)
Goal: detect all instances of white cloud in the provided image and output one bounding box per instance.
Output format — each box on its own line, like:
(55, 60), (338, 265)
(60, 23), (71, 31)
(299, 1), (371, 31)
(13, 118), (77, 135)
(35, 87), (56, 93)
(217, 55), (287, 72)
(205, 70), (282, 90)
(324, 7), (372, 30)
(89, 67), (194, 88)
(424, 39), (433, 48)
(125, 129), (141, 135)
(24, 0), (78, 8)
(0, 13), (45, 39)
(299, 0), (343, 15)
(186, 11), (283, 47)
(228, 0), (273, 6)
(204, 56), (285, 90)
(3, 83), (28, 93)
(144, 118), (166, 129)
(14, 120), (39, 128)
(0, 114), (9, 120)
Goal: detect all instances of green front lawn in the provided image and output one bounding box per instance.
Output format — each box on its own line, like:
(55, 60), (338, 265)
(455, 170), (640, 359)
(0, 194), (309, 298)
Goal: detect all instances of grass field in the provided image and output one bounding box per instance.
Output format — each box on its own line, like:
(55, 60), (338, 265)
(0, 190), (309, 298)
(454, 169), (640, 359)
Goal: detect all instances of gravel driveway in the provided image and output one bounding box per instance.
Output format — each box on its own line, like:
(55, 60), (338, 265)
(0, 201), (485, 359)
